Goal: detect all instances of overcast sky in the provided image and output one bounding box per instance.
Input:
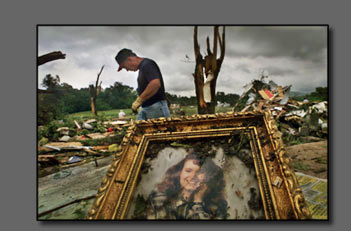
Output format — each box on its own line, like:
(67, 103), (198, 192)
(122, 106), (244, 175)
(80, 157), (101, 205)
(38, 26), (327, 96)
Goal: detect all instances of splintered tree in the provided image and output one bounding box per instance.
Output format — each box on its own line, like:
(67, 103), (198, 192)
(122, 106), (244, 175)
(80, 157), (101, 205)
(89, 65), (104, 116)
(193, 26), (225, 114)
(38, 51), (66, 66)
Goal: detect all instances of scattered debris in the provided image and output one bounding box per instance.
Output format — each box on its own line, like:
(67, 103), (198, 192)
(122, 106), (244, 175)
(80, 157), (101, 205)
(73, 120), (81, 129)
(108, 144), (120, 152)
(38, 155), (60, 166)
(86, 133), (107, 140)
(59, 135), (71, 142)
(85, 119), (97, 124)
(92, 145), (110, 151)
(82, 122), (93, 130)
(119, 110), (126, 119)
(233, 77), (328, 139)
(39, 137), (49, 146)
(68, 156), (83, 164)
(103, 120), (128, 125)
(42, 142), (95, 152)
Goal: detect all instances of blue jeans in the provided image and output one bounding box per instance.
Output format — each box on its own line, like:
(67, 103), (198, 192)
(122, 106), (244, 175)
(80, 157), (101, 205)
(137, 100), (170, 120)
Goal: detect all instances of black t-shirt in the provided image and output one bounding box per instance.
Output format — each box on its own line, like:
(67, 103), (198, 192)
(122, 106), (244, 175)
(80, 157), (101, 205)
(137, 58), (166, 107)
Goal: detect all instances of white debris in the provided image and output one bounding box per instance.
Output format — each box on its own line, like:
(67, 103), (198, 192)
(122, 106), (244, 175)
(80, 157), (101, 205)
(118, 110), (126, 118)
(285, 110), (308, 118)
(82, 122), (93, 130)
(312, 101), (327, 114)
(56, 127), (69, 132)
(103, 120), (128, 125)
(58, 135), (71, 142)
(85, 119), (97, 124)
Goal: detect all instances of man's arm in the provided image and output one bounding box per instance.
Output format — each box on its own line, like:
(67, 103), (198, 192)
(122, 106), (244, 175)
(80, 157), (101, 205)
(131, 78), (161, 113)
(139, 78), (161, 102)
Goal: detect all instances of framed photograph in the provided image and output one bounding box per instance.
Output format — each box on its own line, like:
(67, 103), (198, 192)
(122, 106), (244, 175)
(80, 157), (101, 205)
(87, 111), (311, 220)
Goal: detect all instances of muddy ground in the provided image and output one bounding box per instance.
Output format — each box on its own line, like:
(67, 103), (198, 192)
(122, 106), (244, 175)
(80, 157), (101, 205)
(285, 140), (328, 179)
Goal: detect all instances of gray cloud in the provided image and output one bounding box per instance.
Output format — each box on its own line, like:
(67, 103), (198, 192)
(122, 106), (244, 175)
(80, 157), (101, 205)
(38, 26), (327, 96)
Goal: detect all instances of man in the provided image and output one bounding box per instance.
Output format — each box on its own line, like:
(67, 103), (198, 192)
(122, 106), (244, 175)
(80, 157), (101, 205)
(115, 48), (170, 120)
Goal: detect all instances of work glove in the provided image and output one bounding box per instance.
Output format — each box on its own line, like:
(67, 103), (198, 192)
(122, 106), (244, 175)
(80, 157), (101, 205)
(132, 96), (143, 113)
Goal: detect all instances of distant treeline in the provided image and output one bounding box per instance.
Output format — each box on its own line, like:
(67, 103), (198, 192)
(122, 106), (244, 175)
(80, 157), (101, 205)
(291, 87), (328, 102)
(38, 74), (327, 125)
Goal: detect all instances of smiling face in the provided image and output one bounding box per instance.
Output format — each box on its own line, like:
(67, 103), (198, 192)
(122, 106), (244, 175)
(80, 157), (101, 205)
(179, 159), (202, 192)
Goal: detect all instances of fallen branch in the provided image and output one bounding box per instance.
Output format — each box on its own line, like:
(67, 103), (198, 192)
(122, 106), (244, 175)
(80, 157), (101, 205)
(38, 51), (66, 66)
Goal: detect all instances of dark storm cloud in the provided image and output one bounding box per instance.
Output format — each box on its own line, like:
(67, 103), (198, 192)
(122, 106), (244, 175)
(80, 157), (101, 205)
(225, 26), (327, 61)
(38, 26), (327, 96)
(266, 66), (297, 77)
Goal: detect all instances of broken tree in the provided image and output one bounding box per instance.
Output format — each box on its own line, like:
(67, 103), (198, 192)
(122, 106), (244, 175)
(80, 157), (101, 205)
(89, 65), (104, 116)
(193, 26), (225, 114)
(38, 51), (66, 66)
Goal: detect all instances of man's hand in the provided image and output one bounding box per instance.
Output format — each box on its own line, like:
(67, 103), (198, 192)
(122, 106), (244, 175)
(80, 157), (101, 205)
(132, 96), (143, 113)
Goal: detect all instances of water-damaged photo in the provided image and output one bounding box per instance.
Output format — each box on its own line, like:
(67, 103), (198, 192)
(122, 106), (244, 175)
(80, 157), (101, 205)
(126, 134), (265, 220)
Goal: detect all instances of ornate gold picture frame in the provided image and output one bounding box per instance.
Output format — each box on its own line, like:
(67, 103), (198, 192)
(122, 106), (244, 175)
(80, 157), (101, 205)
(87, 111), (311, 220)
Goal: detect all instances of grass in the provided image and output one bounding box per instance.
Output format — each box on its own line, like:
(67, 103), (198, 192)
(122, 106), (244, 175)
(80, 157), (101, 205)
(314, 157), (327, 165)
(68, 108), (137, 121)
(67, 106), (233, 121)
(292, 161), (311, 171)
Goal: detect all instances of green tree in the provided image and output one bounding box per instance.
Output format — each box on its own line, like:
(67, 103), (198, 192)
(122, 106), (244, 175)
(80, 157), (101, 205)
(102, 82), (137, 109)
(38, 74), (64, 125)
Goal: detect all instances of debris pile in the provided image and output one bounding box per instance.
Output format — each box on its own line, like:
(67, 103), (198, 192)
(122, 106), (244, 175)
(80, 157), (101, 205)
(38, 118), (130, 177)
(232, 77), (328, 140)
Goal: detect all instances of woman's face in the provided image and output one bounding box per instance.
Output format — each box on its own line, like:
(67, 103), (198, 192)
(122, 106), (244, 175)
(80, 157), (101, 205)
(180, 159), (203, 192)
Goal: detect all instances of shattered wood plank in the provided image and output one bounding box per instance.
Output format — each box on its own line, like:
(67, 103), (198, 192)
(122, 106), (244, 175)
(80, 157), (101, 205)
(38, 146), (55, 152)
(103, 120), (128, 125)
(56, 127), (69, 132)
(42, 142), (94, 152)
(59, 156), (106, 169)
(73, 120), (81, 129)
(258, 89), (274, 100)
(92, 145), (110, 151)
(38, 154), (56, 158)
(85, 119), (97, 124)
(104, 131), (115, 136)
(83, 148), (98, 154)
(240, 105), (251, 112)
(60, 160), (87, 168)
(45, 142), (83, 148)
(86, 133), (107, 139)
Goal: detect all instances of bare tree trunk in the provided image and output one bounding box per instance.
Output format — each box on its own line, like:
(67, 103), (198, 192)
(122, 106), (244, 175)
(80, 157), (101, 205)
(90, 96), (97, 116)
(38, 51), (66, 66)
(89, 65), (104, 116)
(193, 26), (225, 114)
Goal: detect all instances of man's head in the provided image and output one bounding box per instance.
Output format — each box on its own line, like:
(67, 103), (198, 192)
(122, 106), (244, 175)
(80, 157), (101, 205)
(115, 48), (137, 72)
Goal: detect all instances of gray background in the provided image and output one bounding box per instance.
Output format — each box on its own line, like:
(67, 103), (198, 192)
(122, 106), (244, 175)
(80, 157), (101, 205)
(1, 0), (347, 230)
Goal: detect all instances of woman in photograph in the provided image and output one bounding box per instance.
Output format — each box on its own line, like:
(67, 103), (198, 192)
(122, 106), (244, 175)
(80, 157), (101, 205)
(146, 153), (228, 219)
